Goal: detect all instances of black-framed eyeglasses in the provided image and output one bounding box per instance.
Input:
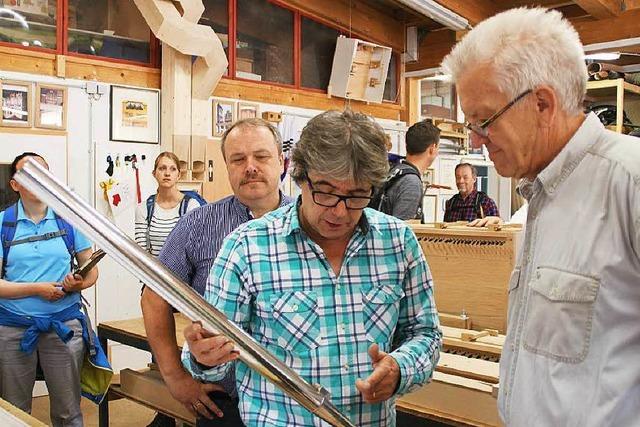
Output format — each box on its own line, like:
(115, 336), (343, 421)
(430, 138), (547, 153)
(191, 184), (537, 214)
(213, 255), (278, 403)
(465, 89), (533, 138)
(306, 177), (372, 210)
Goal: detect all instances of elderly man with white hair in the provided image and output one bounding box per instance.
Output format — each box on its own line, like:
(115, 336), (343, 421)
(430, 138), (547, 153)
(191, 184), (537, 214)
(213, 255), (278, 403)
(442, 7), (640, 427)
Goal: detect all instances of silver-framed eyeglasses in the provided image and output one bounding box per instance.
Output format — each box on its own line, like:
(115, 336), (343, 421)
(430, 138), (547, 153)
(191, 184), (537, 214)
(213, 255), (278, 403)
(306, 177), (372, 210)
(465, 89), (533, 138)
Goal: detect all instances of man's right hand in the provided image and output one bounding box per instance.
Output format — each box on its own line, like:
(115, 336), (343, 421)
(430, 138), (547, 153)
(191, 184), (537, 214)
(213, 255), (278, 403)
(37, 283), (65, 301)
(165, 370), (225, 419)
(184, 322), (239, 367)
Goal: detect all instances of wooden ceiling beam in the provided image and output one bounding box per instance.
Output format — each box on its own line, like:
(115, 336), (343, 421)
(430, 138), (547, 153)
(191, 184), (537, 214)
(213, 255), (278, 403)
(572, 8), (640, 44)
(573, 0), (623, 18)
(431, 0), (501, 26)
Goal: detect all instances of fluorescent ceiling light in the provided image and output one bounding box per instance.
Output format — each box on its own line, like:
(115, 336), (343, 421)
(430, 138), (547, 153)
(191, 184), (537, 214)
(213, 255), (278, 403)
(585, 52), (621, 60)
(396, 0), (470, 31)
(424, 74), (451, 82)
(585, 51), (640, 60)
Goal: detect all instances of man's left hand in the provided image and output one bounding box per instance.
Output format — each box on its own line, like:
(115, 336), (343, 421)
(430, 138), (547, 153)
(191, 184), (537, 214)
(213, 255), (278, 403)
(62, 273), (84, 293)
(355, 343), (400, 404)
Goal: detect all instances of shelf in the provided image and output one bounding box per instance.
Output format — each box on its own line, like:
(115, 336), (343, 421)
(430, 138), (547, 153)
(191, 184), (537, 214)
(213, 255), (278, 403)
(440, 130), (467, 140)
(586, 79), (640, 98)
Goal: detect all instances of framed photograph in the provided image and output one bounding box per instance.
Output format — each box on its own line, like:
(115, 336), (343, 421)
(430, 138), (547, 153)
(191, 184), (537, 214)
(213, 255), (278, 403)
(237, 102), (260, 120)
(110, 86), (160, 143)
(1, 80), (32, 127)
(212, 99), (235, 137)
(423, 194), (438, 224)
(35, 83), (67, 130)
(424, 168), (435, 186)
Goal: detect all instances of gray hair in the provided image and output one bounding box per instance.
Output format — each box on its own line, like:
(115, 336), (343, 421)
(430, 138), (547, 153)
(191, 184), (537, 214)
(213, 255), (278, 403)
(290, 110), (389, 187)
(442, 7), (587, 115)
(455, 162), (478, 178)
(220, 118), (283, 160)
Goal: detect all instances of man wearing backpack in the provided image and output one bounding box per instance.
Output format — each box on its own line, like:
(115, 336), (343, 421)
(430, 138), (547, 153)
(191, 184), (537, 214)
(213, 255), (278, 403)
(370, 119), (440, 220)
(141, 118), (293, 427)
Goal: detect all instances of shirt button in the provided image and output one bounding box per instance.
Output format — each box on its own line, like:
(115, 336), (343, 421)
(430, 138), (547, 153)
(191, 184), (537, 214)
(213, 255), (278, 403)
(339, 324), (346, 332)
(346, 406), (351, 411)
(343, 363), (349, 371)
(292, 305), (299, 311)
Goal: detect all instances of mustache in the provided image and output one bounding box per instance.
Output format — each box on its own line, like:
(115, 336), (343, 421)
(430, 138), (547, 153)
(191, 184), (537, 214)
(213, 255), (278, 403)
(240, 174), (265, 185)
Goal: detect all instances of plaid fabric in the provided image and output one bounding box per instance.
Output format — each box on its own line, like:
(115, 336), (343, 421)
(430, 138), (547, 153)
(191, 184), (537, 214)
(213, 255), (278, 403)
(182, 202), (442, 427)
(443, 189), (499, 222)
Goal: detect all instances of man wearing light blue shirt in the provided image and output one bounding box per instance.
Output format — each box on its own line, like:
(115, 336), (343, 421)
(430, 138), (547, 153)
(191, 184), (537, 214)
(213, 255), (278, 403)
(182, 110), (442, 427)
(443, 7), (640, 426)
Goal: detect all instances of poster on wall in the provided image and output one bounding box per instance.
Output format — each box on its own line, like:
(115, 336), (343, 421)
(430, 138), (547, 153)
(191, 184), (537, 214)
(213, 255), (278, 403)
(0, 80), (32, 127)
(110, 86), (159, 143)
(4, 0), (48, 16)
(237, 102), (259, 120)
(212, 99), (235, 137)
(35, 84), (67, 130)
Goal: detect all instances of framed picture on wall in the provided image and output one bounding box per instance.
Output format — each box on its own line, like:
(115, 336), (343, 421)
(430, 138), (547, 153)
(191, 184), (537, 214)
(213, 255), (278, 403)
(424, 168), (435, 186)
(423, 194), (438, 224)
(110, 86), (160, 143)
(237, 102), (260, 120)
(212, 99), (235, 137)
(1, 80), (32, 127)
(35, 84), (67, 130)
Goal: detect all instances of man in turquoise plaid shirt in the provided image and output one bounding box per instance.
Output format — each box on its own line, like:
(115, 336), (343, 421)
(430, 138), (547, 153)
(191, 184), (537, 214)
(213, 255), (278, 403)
(182, 109), (442, 426)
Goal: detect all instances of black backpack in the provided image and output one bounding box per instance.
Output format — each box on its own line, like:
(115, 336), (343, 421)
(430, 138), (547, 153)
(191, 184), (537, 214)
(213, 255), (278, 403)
(369, 163), (421, 216)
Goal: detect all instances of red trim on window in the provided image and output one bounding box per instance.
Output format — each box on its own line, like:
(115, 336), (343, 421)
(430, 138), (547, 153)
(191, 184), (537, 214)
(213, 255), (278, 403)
(149, 30), (159, 67)
(229, 0), (236, 78)
(58, 0), (65, 53)
(293, 10), (301, 88)
(66, 52), (157, 68)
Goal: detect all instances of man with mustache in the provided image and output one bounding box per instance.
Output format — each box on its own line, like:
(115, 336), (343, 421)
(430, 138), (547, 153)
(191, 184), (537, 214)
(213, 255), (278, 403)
(443, 162), (499, 222)
(181, 110), (442, 426)
(141, 118), (293, 427)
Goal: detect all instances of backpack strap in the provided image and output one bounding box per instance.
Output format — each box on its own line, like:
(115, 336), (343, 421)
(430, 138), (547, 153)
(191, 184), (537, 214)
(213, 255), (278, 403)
(54, 213), (77, 271)
(145, 195), (156, 253)
(474, 191), (486, 219)
(1, 203), (18, 279)
(179, 195), (192, 216)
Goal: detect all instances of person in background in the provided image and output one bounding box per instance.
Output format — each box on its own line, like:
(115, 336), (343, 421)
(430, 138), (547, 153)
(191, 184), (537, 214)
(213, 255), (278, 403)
(135, 152), (202, 257)
(181, 110), (442, 426)
(370, 119), (440, 220)
(443, 163), (499, 222)
(141, 118), (293, 427)
(0, 152), (98, 427)
(442, 7), (640, 425)
(135, 151), (203, 427)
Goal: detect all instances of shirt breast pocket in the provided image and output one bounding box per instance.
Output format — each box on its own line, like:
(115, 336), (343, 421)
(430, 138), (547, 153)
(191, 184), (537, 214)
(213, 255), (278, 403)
(362, 285), (405, 345)
(523, 267), (600, 363)
(270, 291), (320, 354)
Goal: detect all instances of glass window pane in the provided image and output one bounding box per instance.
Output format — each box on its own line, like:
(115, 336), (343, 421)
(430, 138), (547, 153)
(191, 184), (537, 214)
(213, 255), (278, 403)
(420, 78), (456, 120)
(236, 0), (293, 85)
(200, 0), (229, 74)
(0, 0), (57, 49)
(383, 52), (398, 102)
(301, 17), (339, 90)
(67, 0), (150, 63)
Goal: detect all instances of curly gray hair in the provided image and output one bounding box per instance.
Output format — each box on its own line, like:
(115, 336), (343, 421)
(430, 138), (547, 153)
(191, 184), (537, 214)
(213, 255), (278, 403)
(290, 110), (389, 187)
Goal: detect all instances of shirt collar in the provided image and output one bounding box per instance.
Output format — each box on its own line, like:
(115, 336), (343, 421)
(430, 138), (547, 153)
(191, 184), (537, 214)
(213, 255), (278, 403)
(283, 196), (373, 237)
(230, 191), (289, 219)
(16, 200), (55, 221)
(460, 189), (478, 202)
(536, 112), (601, 195)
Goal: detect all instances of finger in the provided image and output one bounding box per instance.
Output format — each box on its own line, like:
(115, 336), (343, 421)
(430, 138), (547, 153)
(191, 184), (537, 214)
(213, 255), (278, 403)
(192, 400), (213, 419)
(368, 343), (386, 364)
(202, 383), (225, 393)
(468, 218), (480, 227)
(365, 359), (392, 389)
(355, 378), (376, 403)
(184, 323), (203, 342)
(199, 393), (223, 418)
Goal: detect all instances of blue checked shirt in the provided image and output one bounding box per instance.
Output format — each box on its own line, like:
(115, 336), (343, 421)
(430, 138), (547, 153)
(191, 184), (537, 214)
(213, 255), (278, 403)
(182, 202), (442, 426)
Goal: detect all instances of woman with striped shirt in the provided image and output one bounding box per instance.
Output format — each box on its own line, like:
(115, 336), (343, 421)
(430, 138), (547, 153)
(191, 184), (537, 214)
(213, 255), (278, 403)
(135, 152), (200, 256)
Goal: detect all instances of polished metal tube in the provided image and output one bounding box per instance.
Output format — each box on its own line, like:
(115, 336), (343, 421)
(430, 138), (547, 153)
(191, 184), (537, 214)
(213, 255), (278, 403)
(15, 159), (355, 427)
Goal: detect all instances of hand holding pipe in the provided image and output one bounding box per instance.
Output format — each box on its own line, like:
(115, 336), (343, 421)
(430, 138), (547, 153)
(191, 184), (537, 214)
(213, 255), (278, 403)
(15, 158), (355, 427)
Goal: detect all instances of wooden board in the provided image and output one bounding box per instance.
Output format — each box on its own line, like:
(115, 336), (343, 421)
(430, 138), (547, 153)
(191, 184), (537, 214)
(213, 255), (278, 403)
(398, 372), (503, 427)
(0, 398), (48, 427)
(436, 353), (499, 384)
(412, 225), (520, 333)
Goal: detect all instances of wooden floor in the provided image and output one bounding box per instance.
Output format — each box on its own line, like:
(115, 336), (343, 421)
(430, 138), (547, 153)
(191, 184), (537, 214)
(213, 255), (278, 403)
(31, 396), (156, 427)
